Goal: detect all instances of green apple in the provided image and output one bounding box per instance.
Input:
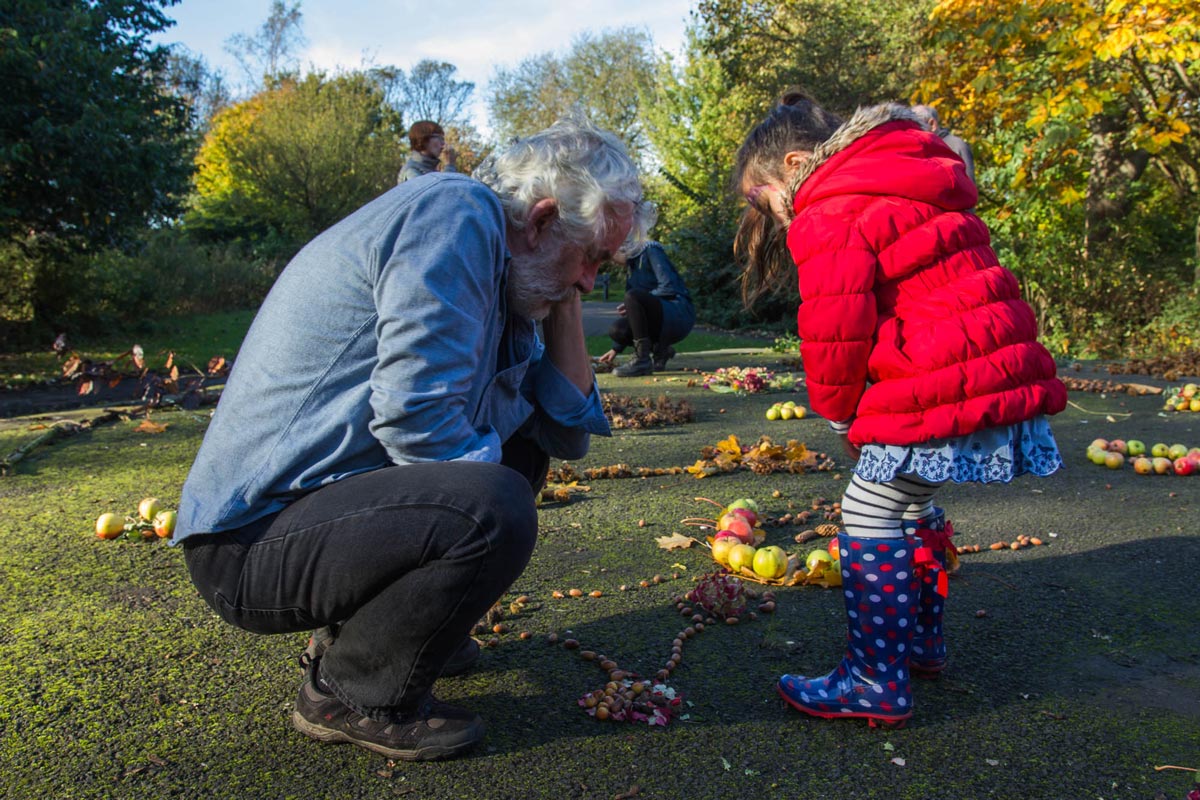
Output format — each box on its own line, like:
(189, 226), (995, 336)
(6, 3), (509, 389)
(95, 513), (125, 540)
(153, 509), (177, 539)
(728, 543), (757, 572)
(1151, 443), (1170, 458)
(1126, 440), (1145, 457)
(752, 545), (788, 579)
(780, 405), (795, 420)
(805, 549), (834, 574)
(1087, 447), (1109, 466)
(138, 497), (161, 522)
(1168, 443), (1189, 460)
(765, 405), (781, 421)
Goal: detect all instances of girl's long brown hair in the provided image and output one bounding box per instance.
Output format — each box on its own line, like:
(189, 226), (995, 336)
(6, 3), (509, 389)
(733, 89), (843, 309)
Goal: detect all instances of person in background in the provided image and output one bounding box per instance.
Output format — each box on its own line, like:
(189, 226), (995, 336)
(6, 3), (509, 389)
(912, 104), (975, 185)
(733, 89), (1065, 728)
(397, 120), (458, 183)
(597, 240), (695, 376)
(176, 116), (653, 762)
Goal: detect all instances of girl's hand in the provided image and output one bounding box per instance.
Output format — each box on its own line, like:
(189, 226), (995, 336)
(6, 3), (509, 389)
(839, 434), (861, 461)
(597, 349), (617, 365)
(616, 303), (627, 316)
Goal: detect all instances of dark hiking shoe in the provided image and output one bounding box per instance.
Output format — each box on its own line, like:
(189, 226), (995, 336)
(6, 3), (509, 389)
(300, 629), (481, 678)
(652, 344), (676, 372)
(292, 669), (484, 761)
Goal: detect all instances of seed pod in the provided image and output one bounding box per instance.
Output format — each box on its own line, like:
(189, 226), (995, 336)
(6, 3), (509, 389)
(748, 612), (758, 621)
(725, 616), (739, 625)
(1030, 537), (1044, 546)
(975, 609), (988, 618)
(758, 601), (776, 613)
(600, 660), (617, 671)
(589, 590), (603, 598)
(672, 572), (681, 580)
(619, 584), (629, 591)
(706, 617), (717, 626)
(563, 638), (579, 649)
(684, 626), (696, 638)
(681, 607), (694, 617)
(492, 623), (507, 634)
(671, 645), (682, 656)
(691, 613), (703, 623)
(656, 669), (670, 681)
(610, 670), (627, 681)
(519, 631), (532, 640)
(694, 622), (705, 633)
(568, 588), (584, 598)
(1009, 541), (1021, 550)
(595, 706), (610, 720)
(631, 682), (645, 695)
(998, 541), (1010, 549)
(672, 638), (683, 649)
(486, 637), (500, 647)
(989, 542), (1004, 551)
(584, 695), (598, 708)
(639, 580), (650, 588)
(652, 574), (664, 584)
(547, 633), (559, 643)
(515, 595), (530, 605)
(762, 592), (777, 602)
(552, 590), (565, 599)
(581, 650), (597, 661)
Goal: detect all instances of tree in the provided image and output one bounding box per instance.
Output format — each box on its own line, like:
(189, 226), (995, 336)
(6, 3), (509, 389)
(0, 0), (192, 249)
(164, 46), (233, 132)
(225, 0), (307, 91)
(694, 0), (935, 115)
(488, 29), (657, 164)
(399, 60), (474, 126)
(188, 71), (404, 249)
(917, 0), (1200, 273)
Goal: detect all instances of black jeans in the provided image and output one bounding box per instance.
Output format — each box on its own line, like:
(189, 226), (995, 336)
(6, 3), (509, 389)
(184, 437), (548, 719)
(608, 289), (665, 349)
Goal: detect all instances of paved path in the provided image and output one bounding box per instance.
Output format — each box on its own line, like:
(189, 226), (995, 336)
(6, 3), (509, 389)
(581, 301), (621, 338)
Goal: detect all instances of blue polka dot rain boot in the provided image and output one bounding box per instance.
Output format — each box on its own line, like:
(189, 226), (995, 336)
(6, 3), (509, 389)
(902, 508), (955, 677)
(777, 532), (917, 728)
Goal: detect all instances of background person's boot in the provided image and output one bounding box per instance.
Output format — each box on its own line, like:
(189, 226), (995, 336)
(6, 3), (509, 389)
(613, 338), (654, 377)
(652, 341), (676, 371)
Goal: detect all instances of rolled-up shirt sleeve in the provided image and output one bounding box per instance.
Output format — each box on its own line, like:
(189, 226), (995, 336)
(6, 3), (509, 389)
(520, 344), (611, 460)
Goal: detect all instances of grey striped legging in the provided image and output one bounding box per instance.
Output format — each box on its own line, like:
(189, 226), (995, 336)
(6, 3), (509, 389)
(840, 473), (943, 539)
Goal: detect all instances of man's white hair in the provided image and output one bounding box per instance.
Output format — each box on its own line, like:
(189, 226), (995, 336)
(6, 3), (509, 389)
(474, 114), (656, 256)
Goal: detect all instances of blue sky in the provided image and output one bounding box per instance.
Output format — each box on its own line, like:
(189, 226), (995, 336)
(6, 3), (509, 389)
(154, 0), (695, 132)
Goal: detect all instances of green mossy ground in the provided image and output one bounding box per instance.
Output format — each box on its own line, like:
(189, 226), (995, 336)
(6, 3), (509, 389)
(1, 351), (1197, 799)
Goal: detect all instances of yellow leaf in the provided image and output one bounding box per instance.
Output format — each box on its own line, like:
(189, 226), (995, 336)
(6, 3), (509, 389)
(135, 420), (168, 434)
(655, 533), (698, 550)
(715, 434), (742, 456)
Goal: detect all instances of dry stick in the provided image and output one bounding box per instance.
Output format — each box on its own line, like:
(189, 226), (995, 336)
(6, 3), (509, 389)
(1066, 399), (1133, 418)
(0, 411), (125, 476)
(1154, 765), (1199, 772)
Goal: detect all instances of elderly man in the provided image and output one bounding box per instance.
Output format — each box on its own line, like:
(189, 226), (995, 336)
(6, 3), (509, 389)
(175, 117), (653, 761)
(912, 104), (976, 185)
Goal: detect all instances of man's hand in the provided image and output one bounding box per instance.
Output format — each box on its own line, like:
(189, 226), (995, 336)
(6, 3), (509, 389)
(541, 291), (593, 396)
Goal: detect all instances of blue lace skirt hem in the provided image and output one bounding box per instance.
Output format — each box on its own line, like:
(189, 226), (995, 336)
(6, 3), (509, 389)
(854, 416), (1063, 485)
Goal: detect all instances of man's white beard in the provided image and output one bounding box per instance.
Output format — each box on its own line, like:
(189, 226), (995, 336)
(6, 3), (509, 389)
(507, 237), (576, 321)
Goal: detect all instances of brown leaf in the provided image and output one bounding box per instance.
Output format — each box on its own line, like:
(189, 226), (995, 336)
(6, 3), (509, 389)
(134, 420), (168, 434)
(78, 379), (94, 396)
(655, 532), (697, 550)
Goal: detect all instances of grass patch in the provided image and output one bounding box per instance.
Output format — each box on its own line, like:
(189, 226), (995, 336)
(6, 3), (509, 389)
(1, 341), (1198, 798)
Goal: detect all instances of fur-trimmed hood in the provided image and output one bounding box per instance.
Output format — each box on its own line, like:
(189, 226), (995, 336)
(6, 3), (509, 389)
(788, 103), (921, 196)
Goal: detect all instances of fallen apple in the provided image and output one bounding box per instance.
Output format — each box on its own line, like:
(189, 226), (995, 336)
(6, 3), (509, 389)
(805, 549), (834, 574)
(1168, 444), (1189, 460)
(718, 518), (755, 544)
(138, 497), (162, 522)
(1089, 438), (1109, 452)
(1132, 456), (1153, 475)
(95, 512), (125, 540)
(1150, 443), (1170, 458)
(1126, 440), (1146, 457)
(752, 545), (788, 579)
(1103, 451), (1125, 469)
(765, 405), (781, 421)
(1107, 439), (1127, 455)
(779, 405), (795, 420)
(827, 536), (842, 560)
(1152, 456), (1174, 475)
(1087, 447), (1109, 466)
(1173, 457), (1195, 476)
(153, 509), (177, 539)
(727, 543), (757, 572)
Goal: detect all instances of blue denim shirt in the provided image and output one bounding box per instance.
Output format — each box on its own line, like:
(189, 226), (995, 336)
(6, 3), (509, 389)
(174, 174), (610, 543)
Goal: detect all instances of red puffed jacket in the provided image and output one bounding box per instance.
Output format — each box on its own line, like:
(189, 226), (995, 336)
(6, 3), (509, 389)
(787, 104), (1066, 447)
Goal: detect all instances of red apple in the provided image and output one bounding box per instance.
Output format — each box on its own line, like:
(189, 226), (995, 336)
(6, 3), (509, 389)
(1107, 439), (1127, 455)
(716, 521), (755, 544)
(1173, 457), (1195, 476)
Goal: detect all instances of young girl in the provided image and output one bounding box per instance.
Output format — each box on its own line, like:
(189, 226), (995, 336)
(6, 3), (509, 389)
(733, 91), (1067, 728)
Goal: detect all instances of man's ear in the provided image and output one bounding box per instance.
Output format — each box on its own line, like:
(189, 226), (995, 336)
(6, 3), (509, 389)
(524, 198), (559, 248)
